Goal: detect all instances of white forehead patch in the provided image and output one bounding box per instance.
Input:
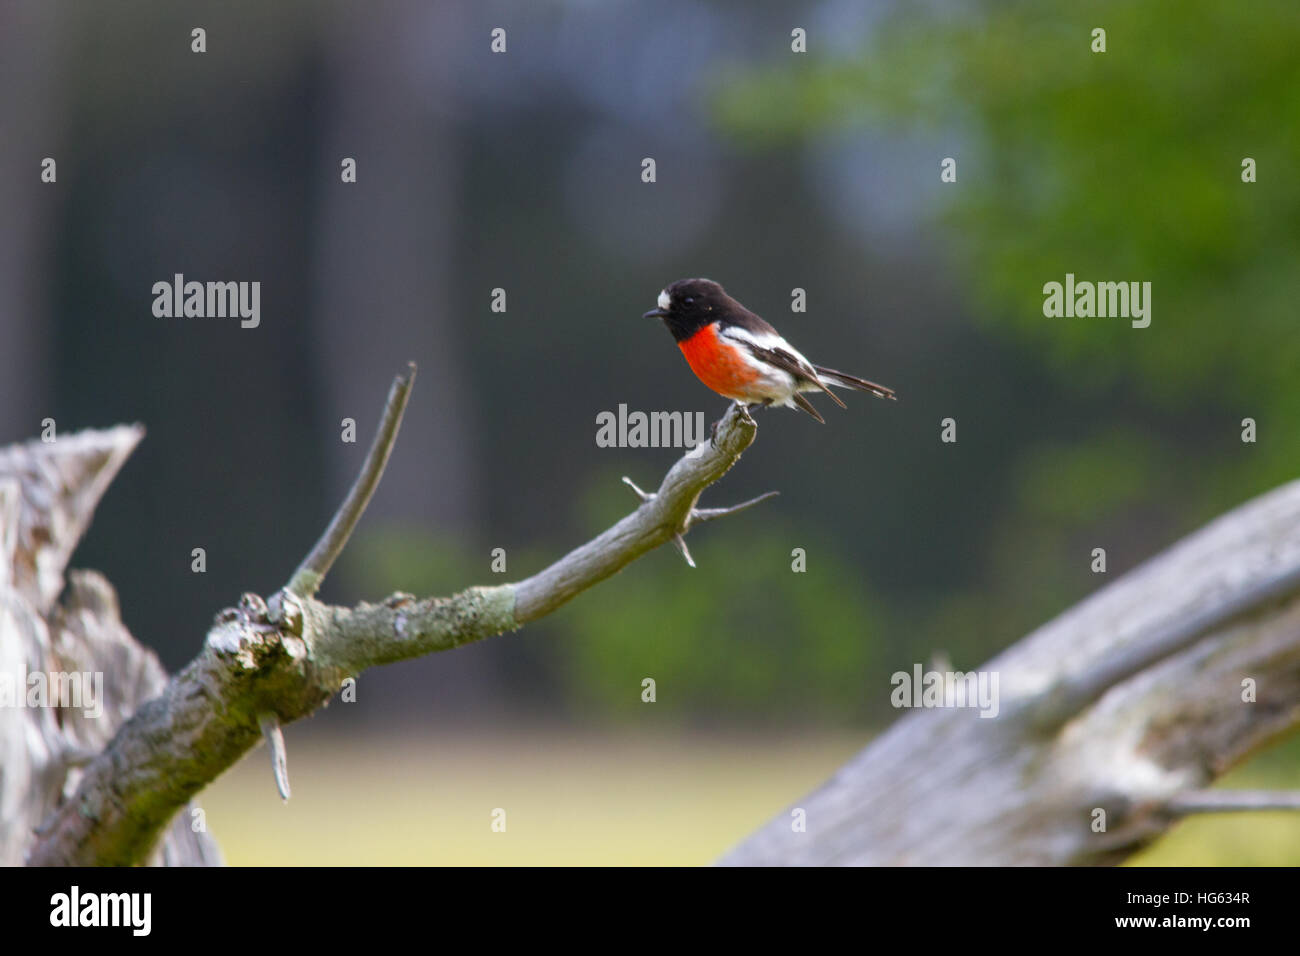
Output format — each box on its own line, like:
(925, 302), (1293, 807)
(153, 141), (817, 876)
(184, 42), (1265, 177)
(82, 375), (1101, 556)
(658, 290), (671, 311)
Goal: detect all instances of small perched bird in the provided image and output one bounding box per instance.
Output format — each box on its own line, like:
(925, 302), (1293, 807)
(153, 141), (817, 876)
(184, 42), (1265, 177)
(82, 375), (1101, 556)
(642, 278), (896, 423)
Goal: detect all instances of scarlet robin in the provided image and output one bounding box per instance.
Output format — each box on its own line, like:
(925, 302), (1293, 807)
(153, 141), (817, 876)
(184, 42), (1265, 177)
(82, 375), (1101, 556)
(643, 278), (896, 423)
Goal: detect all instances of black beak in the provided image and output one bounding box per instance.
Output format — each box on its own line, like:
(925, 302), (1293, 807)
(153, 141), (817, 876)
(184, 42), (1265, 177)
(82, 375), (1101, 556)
(643, 308), (668, 319)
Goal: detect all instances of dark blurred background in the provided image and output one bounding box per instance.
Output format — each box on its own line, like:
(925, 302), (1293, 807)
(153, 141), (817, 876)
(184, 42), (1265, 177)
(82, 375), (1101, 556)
(2, 0), (1298, 862)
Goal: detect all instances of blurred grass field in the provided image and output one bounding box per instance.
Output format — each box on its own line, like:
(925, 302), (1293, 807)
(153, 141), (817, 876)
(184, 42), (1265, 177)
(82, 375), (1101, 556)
(200, 727), (862, 866)
(198, 725), (1300, 866)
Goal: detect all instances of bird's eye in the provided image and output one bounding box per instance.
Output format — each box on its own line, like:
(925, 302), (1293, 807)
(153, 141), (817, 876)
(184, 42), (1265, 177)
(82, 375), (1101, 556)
(684, 297), (695, 306)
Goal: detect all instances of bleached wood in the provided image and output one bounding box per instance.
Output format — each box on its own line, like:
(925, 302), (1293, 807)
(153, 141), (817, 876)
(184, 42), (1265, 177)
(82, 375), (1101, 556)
(0, 427), (221, 866)
(721, 479), (1300, 865)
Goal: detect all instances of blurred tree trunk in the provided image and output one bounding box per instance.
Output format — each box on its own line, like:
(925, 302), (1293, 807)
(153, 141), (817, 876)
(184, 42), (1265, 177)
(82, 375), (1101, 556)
(312, 1), (477, 535)
(311, 1), (503, 712)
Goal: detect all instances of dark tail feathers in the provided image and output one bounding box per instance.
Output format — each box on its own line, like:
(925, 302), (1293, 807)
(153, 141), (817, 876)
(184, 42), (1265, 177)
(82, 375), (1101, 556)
(814, 366), (897, 401)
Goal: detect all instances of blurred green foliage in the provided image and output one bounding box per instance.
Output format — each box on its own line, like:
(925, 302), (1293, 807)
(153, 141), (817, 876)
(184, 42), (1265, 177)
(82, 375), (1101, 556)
(559, 467), (879, 723)
(349, 464), (882, 723)
(708, 0), (1300, 712)
(717, 0), (1294, 403)
(714, 0), (1300, 492)
(558, 527), (881, 723)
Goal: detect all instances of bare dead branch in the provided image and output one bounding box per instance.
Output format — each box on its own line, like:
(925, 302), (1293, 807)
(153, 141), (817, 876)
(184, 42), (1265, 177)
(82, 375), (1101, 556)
(258, 712), (291, 801)
(288, 363), (416, 598)
(692, 491), (781, 524)
(720, 478), (1300, 866)
(26, 380), (774, 865)
(1166, 790), (1300, 814)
